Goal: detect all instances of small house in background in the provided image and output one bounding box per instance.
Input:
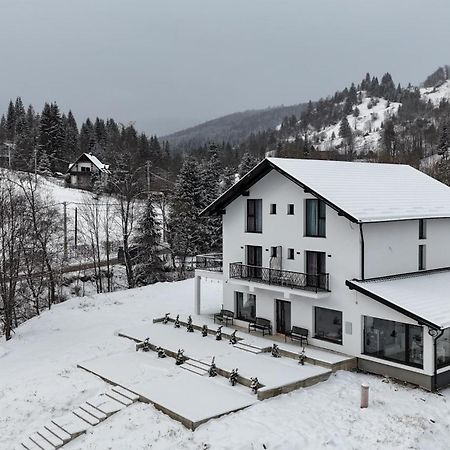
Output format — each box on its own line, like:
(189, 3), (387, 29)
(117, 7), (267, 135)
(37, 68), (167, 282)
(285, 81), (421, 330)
(66, 153), (111, 189)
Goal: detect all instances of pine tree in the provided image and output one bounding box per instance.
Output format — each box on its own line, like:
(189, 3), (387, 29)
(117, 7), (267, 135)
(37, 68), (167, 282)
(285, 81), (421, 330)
(168, 156), (204, 275)
(134, 195), (164, 285)
(64, 111), (80, 161)
(5, 100), (16, 142)
(339, 118), (352, 140)
(438, 124), (449, 157)
(238, 152), (260, 179)
(37, 150), (52, 176)
(38, 102), (64, 171)
(200, 144), (222, 252)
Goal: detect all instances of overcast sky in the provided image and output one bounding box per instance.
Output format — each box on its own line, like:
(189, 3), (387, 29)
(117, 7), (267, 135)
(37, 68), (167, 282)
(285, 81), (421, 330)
(1, 0), (449, 136)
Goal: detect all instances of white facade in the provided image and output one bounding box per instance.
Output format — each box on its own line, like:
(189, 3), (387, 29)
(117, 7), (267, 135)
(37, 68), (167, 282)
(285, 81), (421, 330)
(201, 159), (450, 389)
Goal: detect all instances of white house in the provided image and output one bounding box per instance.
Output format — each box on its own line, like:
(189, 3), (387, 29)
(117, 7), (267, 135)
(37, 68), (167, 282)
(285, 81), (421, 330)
(66, 153), (111, 189)
(195, 157), (450, 390)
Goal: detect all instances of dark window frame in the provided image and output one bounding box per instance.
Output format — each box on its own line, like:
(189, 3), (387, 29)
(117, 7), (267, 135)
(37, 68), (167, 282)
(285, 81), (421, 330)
(246, 199), (262, 233)
(270, 246), (278, 258)
(314, 306), (342, 345)
(419, 244), (426, 271)
(235, 292), (256, 322)
(287, 204), (295, 215)
(363, 316), (423, 369)
(287, 248), (295, 260)
(305, 199), (326, 237)
(270, 203), (277, 215)
(419, 219), (427, 240)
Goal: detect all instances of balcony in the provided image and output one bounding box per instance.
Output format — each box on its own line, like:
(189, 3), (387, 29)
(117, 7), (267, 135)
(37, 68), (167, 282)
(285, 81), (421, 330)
(229, 262), (330, 293)
(195, 253), (223, 273)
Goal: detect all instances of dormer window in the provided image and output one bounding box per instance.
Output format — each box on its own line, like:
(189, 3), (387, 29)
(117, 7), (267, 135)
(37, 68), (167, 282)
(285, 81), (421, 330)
(305, 199), (326, 237)
(246, 199), (262, 233)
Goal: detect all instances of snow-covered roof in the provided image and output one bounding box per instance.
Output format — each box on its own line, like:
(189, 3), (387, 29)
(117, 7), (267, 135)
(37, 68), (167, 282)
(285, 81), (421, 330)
(68, 153), (111, 173)
(348, 270), (450, 329)
(267, 157), (450, 222)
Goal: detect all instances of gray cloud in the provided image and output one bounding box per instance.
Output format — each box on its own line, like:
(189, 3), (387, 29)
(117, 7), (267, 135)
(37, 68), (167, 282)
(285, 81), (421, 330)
(1, 0), (449, 135)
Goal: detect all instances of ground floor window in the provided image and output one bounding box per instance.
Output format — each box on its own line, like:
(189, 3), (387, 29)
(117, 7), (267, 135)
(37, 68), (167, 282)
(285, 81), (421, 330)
(437, 328), (450, 369)
(235, 292), (256, 321)
(363, 316), (423, 368)
(314, 307), (342, 344)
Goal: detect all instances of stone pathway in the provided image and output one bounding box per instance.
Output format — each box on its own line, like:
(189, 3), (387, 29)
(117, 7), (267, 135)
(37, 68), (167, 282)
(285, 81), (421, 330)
(20, 386), (139, 449)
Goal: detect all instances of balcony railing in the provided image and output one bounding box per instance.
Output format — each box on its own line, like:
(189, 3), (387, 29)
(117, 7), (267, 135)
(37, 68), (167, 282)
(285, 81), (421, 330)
(195, 253), (223, 272)
(229, 262), (330, 292)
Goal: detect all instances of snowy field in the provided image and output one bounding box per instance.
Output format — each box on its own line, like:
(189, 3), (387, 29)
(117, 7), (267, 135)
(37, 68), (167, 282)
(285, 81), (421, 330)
(1, 278), (450, 449)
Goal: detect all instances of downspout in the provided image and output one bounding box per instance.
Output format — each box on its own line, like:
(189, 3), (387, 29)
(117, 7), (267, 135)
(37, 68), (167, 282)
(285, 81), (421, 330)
(429, 328), (444, 391)
(359, 223), (365, 280)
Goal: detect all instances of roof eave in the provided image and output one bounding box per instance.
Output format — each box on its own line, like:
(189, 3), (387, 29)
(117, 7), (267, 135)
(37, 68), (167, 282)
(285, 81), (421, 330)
(346, 279), (440, 330)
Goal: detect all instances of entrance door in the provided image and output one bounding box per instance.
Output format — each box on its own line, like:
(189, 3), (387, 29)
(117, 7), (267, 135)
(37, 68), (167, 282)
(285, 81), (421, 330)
(276, 300), (291, 334)
(246, 245), (262, 278)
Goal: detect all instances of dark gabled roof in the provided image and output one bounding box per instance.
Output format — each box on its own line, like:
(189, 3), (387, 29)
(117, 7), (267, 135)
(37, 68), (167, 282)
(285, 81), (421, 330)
(200, 158), (358, 223)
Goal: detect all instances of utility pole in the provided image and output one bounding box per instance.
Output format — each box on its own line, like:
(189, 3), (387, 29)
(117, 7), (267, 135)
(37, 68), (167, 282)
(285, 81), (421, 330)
(63, 202), (68, 260)
(34, 147), (38, 183)
(74, 207), (78, 250)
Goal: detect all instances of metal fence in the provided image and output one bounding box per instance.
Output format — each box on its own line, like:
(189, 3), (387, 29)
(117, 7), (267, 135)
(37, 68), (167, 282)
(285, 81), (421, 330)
(229, 262), (329, 292)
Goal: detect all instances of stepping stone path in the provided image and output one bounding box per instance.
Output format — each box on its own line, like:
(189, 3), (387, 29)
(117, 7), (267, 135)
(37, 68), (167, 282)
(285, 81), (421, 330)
(21, 387), (139, 449)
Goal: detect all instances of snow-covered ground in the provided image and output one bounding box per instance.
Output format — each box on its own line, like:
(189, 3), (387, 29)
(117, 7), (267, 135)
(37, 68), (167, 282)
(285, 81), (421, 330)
(313, 94), (400, 154)
(420, 80), (450, 107)
(1, 278), (450, 449)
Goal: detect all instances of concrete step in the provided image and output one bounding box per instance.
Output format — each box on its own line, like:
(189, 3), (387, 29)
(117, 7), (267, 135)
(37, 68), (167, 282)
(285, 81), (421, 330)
(79, 403), (107, 421)
(52, 413), (90, 439)
(21, 438), (41, 450)
(36, 429), (64, 449)
(105, 390), (133, 406)
(184, 359), (210, 371)
(86, 394), (125, 416)
(43, 424), (71, 444)
(180, 364), (208, 376)
(233, 343), (262, 354)
(72, 408), (100, 426)
(28, 433), (55, 450)
(111, 385), (139, 402)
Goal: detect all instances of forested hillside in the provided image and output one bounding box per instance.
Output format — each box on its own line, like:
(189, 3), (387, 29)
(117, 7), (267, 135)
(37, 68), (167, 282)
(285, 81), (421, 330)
(163, 103), (306, 151)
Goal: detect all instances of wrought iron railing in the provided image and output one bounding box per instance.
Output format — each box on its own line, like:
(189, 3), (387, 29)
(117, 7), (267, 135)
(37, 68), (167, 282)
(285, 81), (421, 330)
(229, 262), (330, 292)
(195, 253), (223, 272)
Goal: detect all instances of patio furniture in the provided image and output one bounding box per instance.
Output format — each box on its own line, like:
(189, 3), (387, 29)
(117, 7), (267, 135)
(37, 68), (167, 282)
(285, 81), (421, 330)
(214, 309), (234, 326)
(248, 317), (272, 336)
(285, 326), (308, 345)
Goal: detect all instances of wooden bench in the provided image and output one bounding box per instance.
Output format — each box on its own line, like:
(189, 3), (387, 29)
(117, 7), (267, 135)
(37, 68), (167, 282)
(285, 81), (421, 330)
(214, 309), (234, 326)
(285, 326), (308, 345)
(248, 317), (272, 336)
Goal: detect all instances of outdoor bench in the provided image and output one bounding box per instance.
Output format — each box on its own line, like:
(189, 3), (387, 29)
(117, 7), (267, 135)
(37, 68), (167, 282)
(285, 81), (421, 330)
(214, 309), (234, 326)
(285, 326), (308, 345)
(248, 317), (272, 336)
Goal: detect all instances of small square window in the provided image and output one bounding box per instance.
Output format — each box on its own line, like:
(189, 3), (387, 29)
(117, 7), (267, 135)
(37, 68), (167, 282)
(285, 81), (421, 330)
(271, 246), (278, 257)
(287, 204), (295, 215)
(270, 204), (277, 215)
(288, 248), (295, 260)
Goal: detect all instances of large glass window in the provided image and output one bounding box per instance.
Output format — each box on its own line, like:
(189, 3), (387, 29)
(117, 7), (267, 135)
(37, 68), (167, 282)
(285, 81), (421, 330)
(306, 251), (327, 290)
(235, 292), (256, 321)
(363, 316), (423, 368)
(305, 199), (326, 237)
(437, 328), (450, 369)
(247, 199), (262, 233)
(314, 307), (342, 344)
